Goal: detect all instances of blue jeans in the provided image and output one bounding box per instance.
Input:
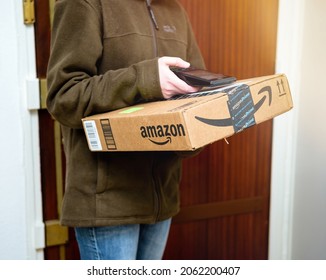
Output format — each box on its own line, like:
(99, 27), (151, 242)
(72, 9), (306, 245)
(74, 219), (171, 260)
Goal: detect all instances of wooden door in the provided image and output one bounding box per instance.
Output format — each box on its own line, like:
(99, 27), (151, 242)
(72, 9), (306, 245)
(163, 0), (278, 260)
(35, 0), (80, 259)
(34, 0), (278, 259)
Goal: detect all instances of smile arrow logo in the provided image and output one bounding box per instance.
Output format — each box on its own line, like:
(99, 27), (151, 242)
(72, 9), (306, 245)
(195, 85), (272, 127)
(148, 137), (172, 145)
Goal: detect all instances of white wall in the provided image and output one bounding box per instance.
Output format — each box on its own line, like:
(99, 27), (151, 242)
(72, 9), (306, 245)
(290, 0), (326, 259)
(270, 0), (326, 259)
(0, 1), (44, 259)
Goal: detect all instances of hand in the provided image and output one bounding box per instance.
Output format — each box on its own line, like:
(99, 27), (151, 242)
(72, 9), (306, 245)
(158, 56), (199, 99)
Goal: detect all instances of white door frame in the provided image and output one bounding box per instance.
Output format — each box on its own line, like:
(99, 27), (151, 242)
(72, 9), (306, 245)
(269, 0), (305, 260)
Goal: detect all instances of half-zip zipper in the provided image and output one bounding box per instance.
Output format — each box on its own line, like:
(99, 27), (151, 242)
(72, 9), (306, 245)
(146, 0), (159, 30)
(145, 0), (159, 57)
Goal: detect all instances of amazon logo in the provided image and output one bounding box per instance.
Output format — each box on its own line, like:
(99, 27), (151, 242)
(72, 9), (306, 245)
(140, 124), (186, 146)
(195, 85), (272, 131)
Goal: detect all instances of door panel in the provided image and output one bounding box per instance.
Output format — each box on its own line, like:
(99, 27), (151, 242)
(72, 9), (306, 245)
(35, 0), (80, 260)
(163, 0), (278, 260)
(35, 0), (278, 259)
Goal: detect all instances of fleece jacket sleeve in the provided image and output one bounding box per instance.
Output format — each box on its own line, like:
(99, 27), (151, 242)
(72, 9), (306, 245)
(46, 0), (163, 129)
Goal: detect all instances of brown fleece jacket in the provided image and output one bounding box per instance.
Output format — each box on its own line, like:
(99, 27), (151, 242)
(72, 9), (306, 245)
(46, 0), (205, 227)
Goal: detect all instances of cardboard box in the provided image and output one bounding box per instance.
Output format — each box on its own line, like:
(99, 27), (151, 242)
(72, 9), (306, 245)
(82, 74), (293, 152)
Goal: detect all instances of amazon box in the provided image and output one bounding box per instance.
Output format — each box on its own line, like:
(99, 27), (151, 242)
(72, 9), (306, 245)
(82, 73), (293, 152)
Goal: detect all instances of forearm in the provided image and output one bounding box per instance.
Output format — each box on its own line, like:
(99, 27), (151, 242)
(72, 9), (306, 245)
(47, 58), (162, 128)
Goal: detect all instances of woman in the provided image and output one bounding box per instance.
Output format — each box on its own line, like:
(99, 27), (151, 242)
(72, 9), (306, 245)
(47, 0), (205, 260)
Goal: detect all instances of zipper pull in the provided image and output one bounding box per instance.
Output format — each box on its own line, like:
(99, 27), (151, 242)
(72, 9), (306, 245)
(146, 0), (159, 30)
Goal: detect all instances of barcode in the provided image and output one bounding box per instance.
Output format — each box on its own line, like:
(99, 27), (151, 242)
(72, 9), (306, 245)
(100, 119), (117, 150)
(83, 121), (102, 151)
